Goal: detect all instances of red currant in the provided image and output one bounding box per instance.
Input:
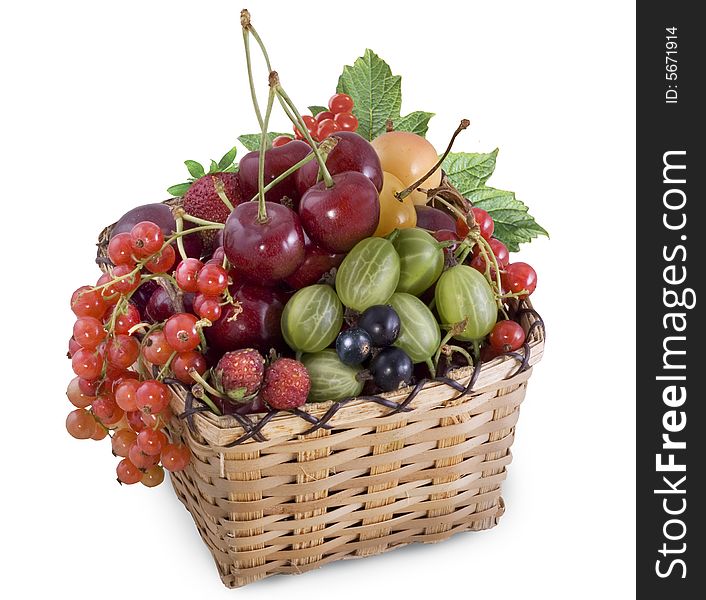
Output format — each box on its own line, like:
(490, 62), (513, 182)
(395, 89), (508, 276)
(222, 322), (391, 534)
(105, 334), (140, 369)
(502, 262), (537, 298)
(193, 294), (222, 321)
(126, 410), (146, 433)
(316, 118), (337, 140)
(108, 303), (141, 335)
(71, 286), (107, 319)
(92, 394), (124, 425)
(334, 112), (358, 131)
(108, 232), (137, 266)
(271, 135), (292, 148)
(302, 115), (316, 130)
(471, 207), (494, 240)
(315, 110), (335, 124)
(164, 313), (200, 352)
(141, 465), (165, 487)
(136, 380), (170, 415)
(128, 443), (159, 469)
(116, 458), (142, 484)
(161, 444), (191, 472)
(196, 263), (228, 296)
(328, 93), (354, 114)
(171, 351), (207, 384)
(73, 317), (106, 350)
(145, 244), (175, 274)
(136, 428), (168, 456)
(489, 320), (526, 352)
(66, 409), (97, 440)
(67, 377), (95, 409)
(111, 264), (140, 294)
(91, 423), (108, 441)
(115, 379), (141, 412)
(111, 428), (137, 457)
(174, 258), (203, 292)
(95, 273), (120, 305)
(142, 330), (174, 366)
(78, 377), (100, 396)
(130, 221), (164, 257)
(71, 348), (104, 380)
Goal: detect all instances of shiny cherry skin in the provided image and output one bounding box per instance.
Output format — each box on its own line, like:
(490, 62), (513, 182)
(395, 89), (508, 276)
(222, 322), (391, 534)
(295, 131), (383, 195)
(414, 205), (457, 232)
(284, 239), (345, 289)
(238, 140), (311, 205)
(223, 201), (305, 285)
(298, 171), (380, 253)
(205, 283), (287, 355)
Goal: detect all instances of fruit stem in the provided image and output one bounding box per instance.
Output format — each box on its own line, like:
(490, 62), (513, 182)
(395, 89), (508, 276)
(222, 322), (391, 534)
(191, 384), (223, 416)
(257, 83), (276, 223)
(396, 119), (470, 201)
(189, 370), (224, 399)
(475, 235), (504, 305)
(445, 344), (475, 368)
(180, 213), (223, 227)
(425, 357), (436, 378)
(240, 9), (264, 132)
(174, 216), (188, 261)
(242, 10), (273, 71)
(433, 329), (456, 370)
(434, 196), (468, 222)
(156, 351), (178, 381)
(212, 178), (235, 211)
(274, 80), (335, 188)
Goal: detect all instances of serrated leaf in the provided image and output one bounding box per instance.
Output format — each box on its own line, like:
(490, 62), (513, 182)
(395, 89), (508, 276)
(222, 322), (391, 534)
(336, 49), (403, 141)
(394, 111), (435, 137)
(184, 160), (205, 179)
(443, 150), (498, 195)
(308, 105), (328, 116)
(209, 159), (219, 174)
(467, 187), (548, 252)
(218, 146), (238, 170)
(237, 132), (292, 152)
(167, 182), (192, 197)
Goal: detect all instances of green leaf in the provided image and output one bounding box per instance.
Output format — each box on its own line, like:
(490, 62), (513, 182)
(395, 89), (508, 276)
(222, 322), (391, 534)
(337, 49), (433, 141)
(443, 150), (499, 196)
(308, 105), (328, 116)
(184, 160), (205, 179)
(466, 187), (548, 252)
(394, 111), (435, 137)
(167, 182), (192, 197)
(237, 132), (292, 152)
(222, 164), (239, 173)
(209, 159), (220, 174)
(218, 146), (238, 170)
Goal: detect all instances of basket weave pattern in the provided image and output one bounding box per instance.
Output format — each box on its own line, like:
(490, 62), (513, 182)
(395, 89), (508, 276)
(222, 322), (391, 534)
(165, 317), (543, 588)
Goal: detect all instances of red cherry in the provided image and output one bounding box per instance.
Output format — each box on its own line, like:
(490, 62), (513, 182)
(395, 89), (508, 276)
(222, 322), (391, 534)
(284, 242), (345, 290)
(223, 202), (305, 285)
(298, 171), (380, 253)
(328, 93), (354, 114)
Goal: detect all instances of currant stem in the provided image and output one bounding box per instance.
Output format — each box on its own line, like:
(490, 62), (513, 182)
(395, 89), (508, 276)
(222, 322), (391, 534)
(435, 196), (468, 222)
(240, 10), (264, 131)
(274, 82), (334, 188)
(156, 351), (178, 381)
(174, 216), (188, 261)
(180, 213), (222, 227)
(257, 85), (276, 223)
(396, 119), (470, 201)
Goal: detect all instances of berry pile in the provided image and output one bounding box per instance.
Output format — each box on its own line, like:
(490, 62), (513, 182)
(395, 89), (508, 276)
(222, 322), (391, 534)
(66, 14), (541, 490)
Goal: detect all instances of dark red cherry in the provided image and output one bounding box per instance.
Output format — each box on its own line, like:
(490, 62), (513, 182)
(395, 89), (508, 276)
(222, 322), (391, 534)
(129, 280), (159, 319)
(294, 131), (383, 195)
(298, 171), (380, 253)
(238, 140), (311, 205)
(204, 284), (287, 355)
(414, 205), (457, 232)
(284, 241), (345, 289)
(223, 202), (305, 285)
(145, 287), (194, 323)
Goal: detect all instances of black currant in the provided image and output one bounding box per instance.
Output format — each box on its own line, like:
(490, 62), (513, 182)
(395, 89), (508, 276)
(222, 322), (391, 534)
(358, 305), (401, 347)
(336, 328), (373, 366)
(370, 347), (413, 392)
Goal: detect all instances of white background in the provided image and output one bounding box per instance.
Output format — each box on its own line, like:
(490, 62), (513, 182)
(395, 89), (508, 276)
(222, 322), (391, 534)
(1, 1), (635, 598)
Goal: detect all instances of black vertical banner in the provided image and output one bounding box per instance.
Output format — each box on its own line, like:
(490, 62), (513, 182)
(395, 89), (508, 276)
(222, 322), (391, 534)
(636, 2), (704, 597)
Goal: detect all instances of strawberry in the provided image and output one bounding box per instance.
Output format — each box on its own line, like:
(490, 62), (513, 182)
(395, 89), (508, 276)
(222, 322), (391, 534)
(167, 148), (241, 249)
(213, 349), (265, 403)
(260, 358), (310, 410)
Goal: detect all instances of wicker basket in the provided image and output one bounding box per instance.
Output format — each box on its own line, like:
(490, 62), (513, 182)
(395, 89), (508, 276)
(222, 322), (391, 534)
(97, 212), (545, 588)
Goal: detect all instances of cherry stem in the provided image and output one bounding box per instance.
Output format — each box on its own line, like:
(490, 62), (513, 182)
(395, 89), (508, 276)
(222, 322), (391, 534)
(248, 138), (335, 202)
(240, 9), (264, 132)
(212, 178), (235, 211)
(174, 216), (188, 261)
(396, 119), (470, 201)
(180, 213), (222, 227)
(243, 12), (273, 72)
(257, 84), (276, 222)
(274, 82), (334, 188)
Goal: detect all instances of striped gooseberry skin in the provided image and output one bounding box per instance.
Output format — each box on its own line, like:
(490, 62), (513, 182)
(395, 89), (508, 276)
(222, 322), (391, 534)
(392, 228), (444, 296)
(281, 285), (343, 354)
(435, 265), (497, 342)
(301, 349), (364, 403)
(335, 237), (400, 312)
(388, 293), (441, 364)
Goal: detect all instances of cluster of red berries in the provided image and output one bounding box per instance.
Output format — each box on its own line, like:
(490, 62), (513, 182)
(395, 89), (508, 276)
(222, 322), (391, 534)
(272, 93), (359, 148)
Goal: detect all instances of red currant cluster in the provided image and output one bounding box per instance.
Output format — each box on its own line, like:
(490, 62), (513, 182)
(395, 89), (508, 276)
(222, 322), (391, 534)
(272, 93), (359, 148)
(67, 220), (204, 486)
